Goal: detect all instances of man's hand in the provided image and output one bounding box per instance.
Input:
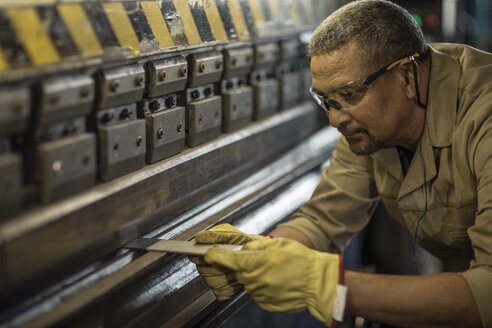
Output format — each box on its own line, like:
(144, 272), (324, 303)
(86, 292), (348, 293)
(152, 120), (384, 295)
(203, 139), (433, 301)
(190, 223), (265, 300)
(204, 237), (343, 327)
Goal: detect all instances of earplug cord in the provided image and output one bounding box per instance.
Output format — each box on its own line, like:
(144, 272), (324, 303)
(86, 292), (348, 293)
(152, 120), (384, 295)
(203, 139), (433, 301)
(412, 136), (428, 275)
(410, 55), (427, 109)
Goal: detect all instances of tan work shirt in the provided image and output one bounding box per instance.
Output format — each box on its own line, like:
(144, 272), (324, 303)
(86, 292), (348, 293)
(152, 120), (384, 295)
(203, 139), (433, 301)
(280, 44), (492, 326)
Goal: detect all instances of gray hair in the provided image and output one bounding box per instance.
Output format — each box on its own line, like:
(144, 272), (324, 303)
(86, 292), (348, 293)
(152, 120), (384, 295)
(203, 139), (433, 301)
(309, 0), (428, 68)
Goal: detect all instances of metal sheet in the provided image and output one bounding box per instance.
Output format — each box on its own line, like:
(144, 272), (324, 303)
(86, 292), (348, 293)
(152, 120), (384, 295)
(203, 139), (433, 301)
(125, 239), (242, 256)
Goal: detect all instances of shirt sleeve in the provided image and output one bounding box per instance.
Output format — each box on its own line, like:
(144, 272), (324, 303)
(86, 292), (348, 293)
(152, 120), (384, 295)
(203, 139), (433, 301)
(462, 98), (492, 328)
(278, 136), (380, 252)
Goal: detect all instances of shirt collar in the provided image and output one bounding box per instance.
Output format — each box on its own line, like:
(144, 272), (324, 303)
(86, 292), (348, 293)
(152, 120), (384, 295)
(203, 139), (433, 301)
(424, 44), (461, 147)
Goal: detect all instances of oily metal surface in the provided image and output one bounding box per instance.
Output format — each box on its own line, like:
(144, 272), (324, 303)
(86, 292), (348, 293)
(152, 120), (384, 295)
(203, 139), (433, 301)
(0, 126), (339, 328)
(0, 103), (318, 295)
(125, 239), (243, 256)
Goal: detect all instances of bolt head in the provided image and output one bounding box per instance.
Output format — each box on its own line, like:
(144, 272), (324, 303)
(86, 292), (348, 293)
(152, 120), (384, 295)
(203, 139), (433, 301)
(135, 74), (144, 86)
(52, 160), (64, 176)
(11, 100), (24, 113)
(136, 136), (143, 147)
(83, 154), (91, 165)
(215, 59), (223, 69)
(149, 100), (161, 111)
(110, 80), (119, 92)
(179, 66), (187, 77)
(80, 87), (91, 98)
(49, 94), (60, 105)
(120, 108), (131, 120)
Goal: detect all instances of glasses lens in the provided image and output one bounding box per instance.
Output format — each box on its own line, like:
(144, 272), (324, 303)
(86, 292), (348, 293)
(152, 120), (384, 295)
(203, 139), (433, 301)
(327, 99), (342, 110)
(310, 87), (336, 112)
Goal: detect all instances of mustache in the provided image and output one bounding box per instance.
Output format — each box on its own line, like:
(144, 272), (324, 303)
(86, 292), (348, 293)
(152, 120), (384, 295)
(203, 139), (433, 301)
(338, 124), (369, 136)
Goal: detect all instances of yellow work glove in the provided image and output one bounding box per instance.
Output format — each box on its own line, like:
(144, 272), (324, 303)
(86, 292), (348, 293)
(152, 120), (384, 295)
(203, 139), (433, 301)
(194, 223), (265, 245)
(190, 223), (266, 300)
(203, 237), (346, 327)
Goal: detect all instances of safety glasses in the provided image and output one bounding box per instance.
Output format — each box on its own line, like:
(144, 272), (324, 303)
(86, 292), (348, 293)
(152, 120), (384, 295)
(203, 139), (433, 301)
(310, 52), (420, 113)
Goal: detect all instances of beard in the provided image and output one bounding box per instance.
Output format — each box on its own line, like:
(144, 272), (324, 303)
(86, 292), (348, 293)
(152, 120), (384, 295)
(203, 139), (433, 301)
(338, 124), (384, 155)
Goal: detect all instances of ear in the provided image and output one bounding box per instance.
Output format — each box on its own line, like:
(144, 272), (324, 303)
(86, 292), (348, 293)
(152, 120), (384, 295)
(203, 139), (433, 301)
(395, 60), (417, 100)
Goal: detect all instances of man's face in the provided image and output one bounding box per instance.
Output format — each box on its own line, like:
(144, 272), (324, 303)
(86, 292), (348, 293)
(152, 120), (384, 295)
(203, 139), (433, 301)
(310, 42), (408, 155)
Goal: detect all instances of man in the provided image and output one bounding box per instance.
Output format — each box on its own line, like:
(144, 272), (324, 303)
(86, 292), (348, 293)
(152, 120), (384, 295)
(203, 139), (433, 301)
(193, 1), (492, 327)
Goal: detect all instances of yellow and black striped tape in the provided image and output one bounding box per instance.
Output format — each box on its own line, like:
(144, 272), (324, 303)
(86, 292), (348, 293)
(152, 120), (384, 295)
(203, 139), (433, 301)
(0, 0), (326, 75)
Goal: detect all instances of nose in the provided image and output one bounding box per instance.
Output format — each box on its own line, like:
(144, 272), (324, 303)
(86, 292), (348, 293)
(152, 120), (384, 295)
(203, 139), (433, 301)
(327, 109), (352, 129)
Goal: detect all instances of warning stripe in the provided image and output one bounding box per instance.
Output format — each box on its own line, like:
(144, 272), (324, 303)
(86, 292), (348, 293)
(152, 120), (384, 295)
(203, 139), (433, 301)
(202, 0), (228, 42)
(266, 0), (279, 21)
(83, 3), (119, 48)
(226, 0), (250, 41)
(295, 0), (309, 26)
(141, 1), (174, 48)
(215, 0), (238, 41)
(172, 0), (202, 45)
(0, 46), (8, 71)
(102, 3), (140, 54)
(237, 0), (256, 36)
(287, 0), (300, 26)
(188, 1), (215, 43)
(313, 0), (329, 23)
(160, 0), (188, 46)
(0, 0), (324, 76)
(301, 0), (316, 26)
(259, 0), (271, 22)
(248, 0), (265, 25)
(6, 8), (60, 66)
(123, 2), (155, 45)
(57, 4), (102, 57)
(37, 6), (79, 58)
(0, 10), (30, 69)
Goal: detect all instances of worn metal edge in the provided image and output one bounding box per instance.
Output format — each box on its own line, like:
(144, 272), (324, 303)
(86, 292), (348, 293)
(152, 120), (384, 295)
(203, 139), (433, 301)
(0, 103), (317, 292)
(2, 125), (338, 328)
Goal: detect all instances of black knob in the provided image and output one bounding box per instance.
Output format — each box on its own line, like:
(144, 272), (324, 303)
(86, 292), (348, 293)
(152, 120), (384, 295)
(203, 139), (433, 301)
(191, 90), (200, 99)
(149, 100), (161, 111)
(120, 108), (132, 120)
(101, 112), (114, 124)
